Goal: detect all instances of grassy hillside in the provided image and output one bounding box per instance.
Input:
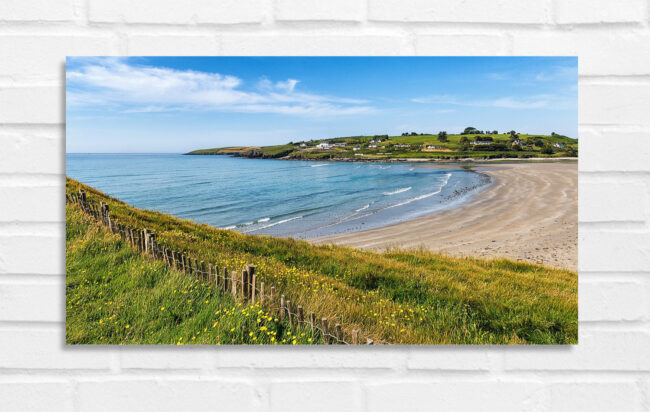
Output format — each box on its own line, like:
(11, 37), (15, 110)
(67, 178), (578, 344)
(186, 130), (578, 161)
(66, 203), (318, 345)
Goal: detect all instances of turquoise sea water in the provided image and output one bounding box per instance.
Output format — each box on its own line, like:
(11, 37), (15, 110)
(66, 154), (490, 239)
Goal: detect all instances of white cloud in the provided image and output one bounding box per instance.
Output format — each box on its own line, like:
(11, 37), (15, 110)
(411, 93), (575, 110)
(67, 59), (373, 116)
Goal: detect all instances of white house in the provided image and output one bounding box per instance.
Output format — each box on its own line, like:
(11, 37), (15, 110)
(368, 144), (378, 148)
(553, 142), (566, 148)
(395, 144), (411, 148)
(469, 141), (491, 146)
(352, 147), (361, 151)
(425, 145), (443, 150)
(331, 143), (346, 148)
(316, 142), (331, 149)
(299, 143), (306, 147)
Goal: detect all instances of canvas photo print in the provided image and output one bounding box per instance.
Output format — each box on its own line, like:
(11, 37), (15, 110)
(65, 56), (577, 345)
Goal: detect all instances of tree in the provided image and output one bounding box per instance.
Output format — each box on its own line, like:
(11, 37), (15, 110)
(437, 131), (448, 142)
(462, 127), (479, 134)
(541, 144), (554, 155)
(509, 130), (519, 141)
(459, 136), (469, 144)
(534, 139), (544, 148)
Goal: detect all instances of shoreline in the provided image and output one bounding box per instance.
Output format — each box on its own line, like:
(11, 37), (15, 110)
(311, 162), (577, 270)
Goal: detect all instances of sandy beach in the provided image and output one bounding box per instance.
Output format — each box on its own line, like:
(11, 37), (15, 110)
(313, 161), (577, 270)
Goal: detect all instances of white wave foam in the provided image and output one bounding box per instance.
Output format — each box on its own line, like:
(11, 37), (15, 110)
(355, 204), (370, 212)
(222, 225), (236, 230)
(245, 215), (303, 232)
(258, 217), (270, 223)
(311, 163), (328, 167)
(383, 187), (412, 196)
(386, 173), (452, 209)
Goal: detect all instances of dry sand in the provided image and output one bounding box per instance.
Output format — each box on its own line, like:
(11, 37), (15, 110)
(312, 162), (577, 270)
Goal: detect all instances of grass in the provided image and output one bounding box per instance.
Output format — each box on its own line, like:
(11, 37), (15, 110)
(66, 203), (320, 345)
(67, 178), (578, 344)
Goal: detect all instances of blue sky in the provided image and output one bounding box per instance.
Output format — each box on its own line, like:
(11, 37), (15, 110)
(66, 56), (577, 153)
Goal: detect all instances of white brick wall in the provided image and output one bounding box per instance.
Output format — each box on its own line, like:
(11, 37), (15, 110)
(0, 1), (648, 410)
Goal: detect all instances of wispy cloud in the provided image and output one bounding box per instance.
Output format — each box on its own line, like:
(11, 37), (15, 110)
(535, 65), (577, 82)
(411, 93), (575, 110)
(66, 58), (373, 116)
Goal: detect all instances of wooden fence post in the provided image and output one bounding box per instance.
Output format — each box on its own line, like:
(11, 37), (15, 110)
(241, 269), (247, 298)
(192, 258), (198, 278)
(352, 330), (359, 345)
(246, 264), (255, 299)
(310, 312), (315, 334)
(270, 287), (275, 301)
(260, 282), (265, 303)
(280, 295), (285, 321)
(286, 300), (293, 328)
(222, 267), (228, 291)
(297, 306), (304, 324)
(231, 271), (238, 298)
(251, 274), (256, 305)
(335, 324), (343, 344)
(321, 318), (329, 345)
(200, 261), (205, 282)
(208, 263), (213, 283)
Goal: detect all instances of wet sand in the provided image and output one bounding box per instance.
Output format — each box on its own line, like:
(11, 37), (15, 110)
(312, 162), (577, 270)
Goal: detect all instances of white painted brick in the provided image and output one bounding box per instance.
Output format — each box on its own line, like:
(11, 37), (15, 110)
(579, 129), (650, 172)
(369, 0), (549, 23)
(504, 330), (650, 370)
(548, 382), (643, 412)
(0, 382), (73, 412)
(579, 182), (647, 222)
(0, 236), (63, 275)
(0, 87), (63, 124)
(0, 0), (76, 22)
(271, 381), (362, 412)
(76, 379), (255, 412)
(88, 0), (265, 24)
(0, 187), (64, 222)
(215, 347), (404, 369)
(0, 329), (111, 369)
(579, 280), (647, 321)
(120, 349), (214, 370)
(579, 232), (650, 272)
(512, 31), (650, 75)
(0, 35), (116, 82)
(366, 381), (546, 412)
(275, 0), (364, 21)
(415, 34), (509, 55)
(0, 282), (63, 322)
(0, 127), (63, 174)
(554, 0), (645, 24)
(220, 34), (413, 55)
(580, 83), (650, 126)
(407, 347), (492, 370)
(126, 34), (219, 55)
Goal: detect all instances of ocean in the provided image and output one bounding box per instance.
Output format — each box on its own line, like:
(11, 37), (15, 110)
(66, 154), (490, 239)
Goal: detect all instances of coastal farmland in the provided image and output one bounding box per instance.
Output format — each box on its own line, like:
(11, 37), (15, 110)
(67, 178), (578, 345)
(186, 127), (578, 161)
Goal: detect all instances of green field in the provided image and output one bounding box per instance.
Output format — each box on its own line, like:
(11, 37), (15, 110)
(186, 129), (578, 161)
(67, 178), (578, 344)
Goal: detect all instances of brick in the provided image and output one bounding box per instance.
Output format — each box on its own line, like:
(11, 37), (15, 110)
(0, 0), (76, 22)
(120, 350), (213, 370)
(271, 381), (362, 412)
(0, 382), (73, 412)
(76, 379), (254, 412)
(126, 35), (219, 55)
(0, 236), (63, 275)
(548, 382), (643, 412)
(579, 129), (650, 171)
(415, 34), (508, 55)
(504, 330), (650, 370)
(366, 382), (546, 412)
(0, 329), (111, 369)
(512, 31), (650, 75)
(407, 347), (492, 370)
(0, 282), (63, 322)
(0, 127), (63, 174)
(220, 34), (413, 55)
(0, 35), (116, 82)
(0, 186), (64, 222)
(554, 0), (645, 24)
(88, 0), (265, 24)
(579, 280), (646, 321)
(0, 87), (63, 124)
(579, 181), (646, 222)
(275, 0), (364, 21)
(215, 347), (404, 369)
(579, 232), (650, 272)
(580, 83), (650, 126)
(368, 0), (549, 23)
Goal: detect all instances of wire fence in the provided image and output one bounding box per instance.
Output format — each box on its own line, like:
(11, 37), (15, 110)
(67, 189), (379, 345)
